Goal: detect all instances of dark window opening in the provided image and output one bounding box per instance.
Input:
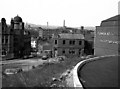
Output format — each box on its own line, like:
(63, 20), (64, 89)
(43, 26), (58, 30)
(5, 39), (8, 44)
(79, 41), (82, 45)
(2, 39), (4, 43)
(63, 40), (65, 44)
(69, 49), (75, 54)
(55, 40), (57, 44)
(2, 50), (7, 55)
(73, 40), (75, 45)
(69, 40), (72, 44)
(62, 50), (65, 54)
(69, 40), (75, 45)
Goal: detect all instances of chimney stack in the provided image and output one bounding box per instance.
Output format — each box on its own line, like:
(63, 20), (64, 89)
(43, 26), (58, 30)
(63, 20), (65, 27)
(47, 22), (48, 27)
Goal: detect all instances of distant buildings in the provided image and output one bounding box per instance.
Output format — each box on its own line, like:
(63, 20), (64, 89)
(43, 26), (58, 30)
(36, 25), (94, 57)
(36, 39), (53, 57)
(37, 25), (78, 40)
(94, 15), (120, 56)
(52, 33), (84, 57)
(84, 29), (94, 55)
(76, 26), (94, 55)
(0, 15), (31, 60)
(38, 27), (61, 40)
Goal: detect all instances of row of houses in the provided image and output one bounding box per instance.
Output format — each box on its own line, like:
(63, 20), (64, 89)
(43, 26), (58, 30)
(1, 15), (117, 60)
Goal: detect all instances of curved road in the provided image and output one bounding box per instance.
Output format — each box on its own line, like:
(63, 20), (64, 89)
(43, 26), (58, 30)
(73, 55), (119, 88)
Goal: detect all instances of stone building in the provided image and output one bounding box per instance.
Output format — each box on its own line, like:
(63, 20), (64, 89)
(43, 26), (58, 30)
(52, 33), (84, 57)
(0, 18), (14, 59)
(94, 15), (120, 56)
(0, 15), (31, 60)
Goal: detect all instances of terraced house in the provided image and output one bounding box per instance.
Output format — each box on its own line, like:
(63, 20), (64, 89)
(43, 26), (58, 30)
(52, 33), (84, 57)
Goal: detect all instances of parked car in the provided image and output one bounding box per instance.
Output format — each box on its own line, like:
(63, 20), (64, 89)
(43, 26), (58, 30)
(57, 56), (66, 61)
(42, 55), (48, 60)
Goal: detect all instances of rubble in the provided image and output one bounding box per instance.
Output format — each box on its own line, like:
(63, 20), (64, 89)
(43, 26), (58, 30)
(58, 85), (65, 87)
(50, 84), (57, 87)
(2, 56), (81, 87)
(52, 77), (58, 82)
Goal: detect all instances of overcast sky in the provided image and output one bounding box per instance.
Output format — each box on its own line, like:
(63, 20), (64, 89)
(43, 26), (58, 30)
(0, 0), (119, 27)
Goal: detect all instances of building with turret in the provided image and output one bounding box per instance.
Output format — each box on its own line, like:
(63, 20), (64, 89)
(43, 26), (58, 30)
(0, 15), (31, 60)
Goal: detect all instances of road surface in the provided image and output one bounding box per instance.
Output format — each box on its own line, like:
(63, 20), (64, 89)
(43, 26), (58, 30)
(77, 55), (118, 88)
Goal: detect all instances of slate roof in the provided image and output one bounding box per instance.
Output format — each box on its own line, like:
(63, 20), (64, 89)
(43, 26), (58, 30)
(59, 33), (84, 39)
(102, 15), (120, 22)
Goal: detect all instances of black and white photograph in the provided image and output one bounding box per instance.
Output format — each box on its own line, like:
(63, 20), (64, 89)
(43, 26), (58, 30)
(0, 0), (119, 88)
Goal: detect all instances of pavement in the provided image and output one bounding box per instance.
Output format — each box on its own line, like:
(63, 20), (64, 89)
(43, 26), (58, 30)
(1, 58), (46, 65)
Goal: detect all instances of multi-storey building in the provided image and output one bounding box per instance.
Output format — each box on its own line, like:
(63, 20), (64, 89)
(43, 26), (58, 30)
(52, 33), (84, 57)
(0, 15), (31, 60)
(94, 15), (120, 56)
(0, 22), (1, 57)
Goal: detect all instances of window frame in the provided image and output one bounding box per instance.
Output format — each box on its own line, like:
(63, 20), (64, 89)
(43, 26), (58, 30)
(79, 40), (82, 45)
(63, 40), (66, 45)
(55, 40), (57, 44)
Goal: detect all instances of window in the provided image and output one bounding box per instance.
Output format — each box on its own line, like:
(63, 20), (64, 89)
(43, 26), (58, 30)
(79, 49), (81, 55)
(72, 50), (75, 54)
(69, 40), (72, 45)
(5, 36), (8, 44)
(69, 40), (75, 45)
(2, 36), (5, 44)
(55, 40), (57, 44)
(62, 50), (65, 54)
(2, 38), (4, 43)
(63, 40), (65, 45)
(5, 39), (8, 44)
(79, 41), (82, 45)
(69, 49), (75, 54)
(2, 49), (6, 55)
(73, 40), (75, 45)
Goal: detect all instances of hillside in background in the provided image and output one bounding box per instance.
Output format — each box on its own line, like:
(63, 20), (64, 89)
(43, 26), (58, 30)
(25, 23), (95, 38)
(25, 23), (96, 31)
